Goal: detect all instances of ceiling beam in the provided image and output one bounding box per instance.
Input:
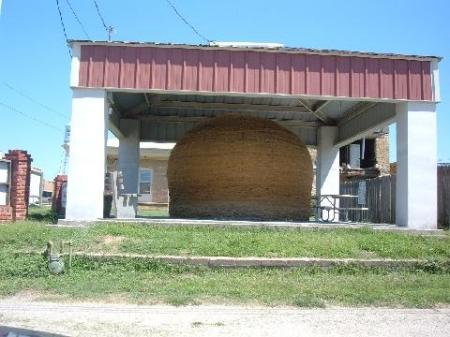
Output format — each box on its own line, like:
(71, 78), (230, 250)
(136, 115), (318, 127)
(336, 103), (395, 147)
(338, 102), (378, 126)
(297, 99), (333, 124)
(143, 93), (151, 107)
(124, 100), (309, 115)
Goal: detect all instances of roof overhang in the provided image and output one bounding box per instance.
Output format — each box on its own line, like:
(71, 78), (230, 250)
(68, 40), (441, 62)
(70, 40), (440, 103)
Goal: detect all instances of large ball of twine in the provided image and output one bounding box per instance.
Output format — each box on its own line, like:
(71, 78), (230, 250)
(167, 115), (313, 221)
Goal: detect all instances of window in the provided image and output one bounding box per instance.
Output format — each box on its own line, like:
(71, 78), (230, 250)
(139, 168), (153, 202)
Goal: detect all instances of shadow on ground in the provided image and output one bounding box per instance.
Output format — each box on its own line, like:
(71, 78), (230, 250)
(0, 325), (68, 337)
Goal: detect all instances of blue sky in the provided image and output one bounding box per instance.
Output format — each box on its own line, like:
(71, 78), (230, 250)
(0, 0), (449, 179)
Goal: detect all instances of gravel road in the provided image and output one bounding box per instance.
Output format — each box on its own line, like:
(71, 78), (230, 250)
(0, 298), (449, 337)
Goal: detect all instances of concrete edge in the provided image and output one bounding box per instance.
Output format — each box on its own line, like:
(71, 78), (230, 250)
(23, 251), (448, 269)
(55, 218), (446, 235)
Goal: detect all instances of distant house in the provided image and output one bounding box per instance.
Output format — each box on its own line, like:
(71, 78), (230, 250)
(339, 131), (390, 181)
(107, 139), (174, 205)
(29, 168), (43, 205)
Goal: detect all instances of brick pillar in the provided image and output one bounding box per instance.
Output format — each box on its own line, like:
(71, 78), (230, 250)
(375, 133), (390, 175)
(4, 150), (32, 221)
(52, 175), (67, 217)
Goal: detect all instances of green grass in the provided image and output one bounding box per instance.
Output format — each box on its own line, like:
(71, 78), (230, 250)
(1, 221), (448, 260)
(0, 209), (448, 307)
(27, 205), (58, 223)
(0, 253), (449, 307)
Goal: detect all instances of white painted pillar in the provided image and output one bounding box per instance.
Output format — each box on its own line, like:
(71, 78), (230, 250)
(316, 126), (340, 221)
(114, 119), (140, 218)
(66, 89), (108, 220)
(396, 102), (437, 229)
(118, 119), (140, 194)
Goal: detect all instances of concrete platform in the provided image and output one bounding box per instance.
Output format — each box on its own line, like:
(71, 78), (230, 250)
(56, 217), (445, 235)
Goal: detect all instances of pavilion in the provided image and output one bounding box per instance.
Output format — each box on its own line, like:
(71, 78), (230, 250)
(65, 40), (441, 229)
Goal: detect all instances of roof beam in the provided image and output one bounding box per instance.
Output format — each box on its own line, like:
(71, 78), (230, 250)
(124, 100), (310, 115)
(155, 100), (309, 113)
(137, 115), (319, 127)
(336, 103), (395, 147)
(297, 99), (333, 124)
(338, 102), (378, 126)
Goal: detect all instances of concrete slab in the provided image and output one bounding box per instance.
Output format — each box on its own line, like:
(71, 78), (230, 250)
(35, 251), (437, 269)
(56, 217), (445, 235)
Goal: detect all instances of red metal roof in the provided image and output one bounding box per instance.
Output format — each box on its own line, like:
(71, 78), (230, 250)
(73, 41), (437, 101)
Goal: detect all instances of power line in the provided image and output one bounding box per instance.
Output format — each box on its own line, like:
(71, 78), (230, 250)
(92, 0), (114, 41)
(64, 0), (91, 40)
(92, 0), (107, 30)
(2, 82), (69, 120)
(0, 101), (64, 133)
(55, 0), (72, 57)
(164, 0), (211, 43)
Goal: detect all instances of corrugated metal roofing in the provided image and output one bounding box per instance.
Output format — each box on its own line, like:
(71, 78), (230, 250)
(77, 43), (435, 101)
(69, 39), (441, 61)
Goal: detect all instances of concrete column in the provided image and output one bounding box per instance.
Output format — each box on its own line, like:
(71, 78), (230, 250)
(396, 102), (437, 229)
(115, 119), (140, 218)
(118, 119), (140, 194)
(66, 89), (108, 220)
(316, 126), (340, 221)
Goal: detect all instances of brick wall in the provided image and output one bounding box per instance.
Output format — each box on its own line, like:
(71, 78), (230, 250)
(141, 158), (169, 203)
(52, 175), (68, 217)
(2, 150), (32, 221)
(109, 148), (319, 203)
(375, 134), (390, 175)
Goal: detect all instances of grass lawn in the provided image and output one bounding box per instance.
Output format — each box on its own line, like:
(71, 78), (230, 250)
(1, 221), (449, 260)
(1, 253), (450, 308)
(0, 208), (449, 307)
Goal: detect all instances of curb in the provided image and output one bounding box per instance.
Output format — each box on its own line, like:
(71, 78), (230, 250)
(23, 251), (448, 269)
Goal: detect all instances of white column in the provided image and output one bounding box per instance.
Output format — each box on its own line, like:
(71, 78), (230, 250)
(316, 126), (340, 221)
(118, 119), (140, 195)
(396, 102), (437, 229)
(66, 89), (108, 220)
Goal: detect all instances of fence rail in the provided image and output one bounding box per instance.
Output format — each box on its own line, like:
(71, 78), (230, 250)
(339, 166), (449, 228)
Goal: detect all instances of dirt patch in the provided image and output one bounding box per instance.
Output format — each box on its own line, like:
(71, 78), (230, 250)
(94, 235), (125, 252)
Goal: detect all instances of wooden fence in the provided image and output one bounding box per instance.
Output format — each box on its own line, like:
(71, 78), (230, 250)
(340, 175), (396, 224)
(438, 166), (450, 228)
(339, 165), (450, 228)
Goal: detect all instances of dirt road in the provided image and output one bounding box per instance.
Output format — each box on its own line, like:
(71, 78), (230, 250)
(0, 298), (449, 337)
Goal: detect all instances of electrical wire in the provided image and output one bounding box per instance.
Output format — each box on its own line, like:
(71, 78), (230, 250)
(92, 0), (113, 40)
(0, 101), (64, 133)
(64, 0), (91, 40)
(55, 0), (72, 57)
(164, 0), (211, 43)
(2, 82), (68, 120)
(92, 0), (108, 30)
